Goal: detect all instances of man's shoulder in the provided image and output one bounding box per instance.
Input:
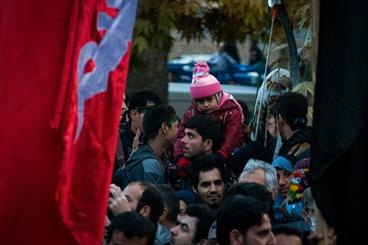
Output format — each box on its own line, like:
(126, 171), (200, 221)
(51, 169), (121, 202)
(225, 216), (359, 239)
(288, 142), (311, 157)
(142, 158), (161, 171)
(124, 145), (158, 174)
(128, 144), (157, 161)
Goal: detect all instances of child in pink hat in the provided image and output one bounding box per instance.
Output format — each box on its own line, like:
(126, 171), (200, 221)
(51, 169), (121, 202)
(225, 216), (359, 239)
(174, 61), (244, 178)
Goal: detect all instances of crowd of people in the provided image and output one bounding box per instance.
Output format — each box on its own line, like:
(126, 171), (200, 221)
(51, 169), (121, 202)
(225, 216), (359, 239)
(103, 60), (335, 245)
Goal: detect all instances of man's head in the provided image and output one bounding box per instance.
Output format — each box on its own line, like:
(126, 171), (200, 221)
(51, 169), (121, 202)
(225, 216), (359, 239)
(136, 183), (164, 225)
(239, 159), (277, 197)
(123, 182), (164, 224)
(190, 155), (226, 209)
(224, 183), (274, 219)
(170, 204), (216, 245)
(272, 225), (302, 245)
(272, 155), (297, 198)
(156, 184), (180, 229)
(107, 212), (156, 245)
(181, 115), (222, 159)
(122, 182), (145, 211)
(217, 196), (276, 245)
(143, 105), (179, 145)
(272, 92), (308, 141)
(176, 190), (198, 218)
(237, 100), (251, 137)
(227, 141), (272, 177)
(126, 90), (162, 131)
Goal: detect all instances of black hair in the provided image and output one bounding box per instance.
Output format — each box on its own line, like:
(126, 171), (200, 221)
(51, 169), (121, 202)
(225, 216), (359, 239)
(123, 90), (162, 122)
(143, 104), (178, 141)
(272, 92), (308, 131)
(227, 141), (272, 177)
(249, 42), (264, 65)
(236, 100), (250, 124)
(272, 224), (302, 237)
(190, 155), (227, 191)
(106, 212), (156, 245)
(127, 90), (161, 111)
(185, 204), (216, 244)
(136, 184), (164, 225)
(216, 195), (269, 245)
(184, 115), (223, 152)
(156, 184), (180, 224)
(224, 182), (274, 219)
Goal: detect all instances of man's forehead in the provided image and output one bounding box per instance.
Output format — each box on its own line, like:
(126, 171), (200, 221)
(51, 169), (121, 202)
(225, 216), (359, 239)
(276, 168), (292, 175)
(245, 168), (266, 178)
(248, 214), (272, 233)
(184, 128), (199, 135)
(123, 183), (143, 196)
(243, 169), (266, 182)
(178, 214), (199, 226)
(199, 168), (222, 181)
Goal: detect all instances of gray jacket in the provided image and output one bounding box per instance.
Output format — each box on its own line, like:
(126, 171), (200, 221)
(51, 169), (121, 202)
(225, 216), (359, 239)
(112, 144), (166, 189)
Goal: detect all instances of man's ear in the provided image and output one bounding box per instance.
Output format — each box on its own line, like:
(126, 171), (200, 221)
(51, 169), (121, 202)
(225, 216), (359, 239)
(197, 238), (208, 245)
(138, 205), (151, 218)
(229, 229), (243, 245)
(161, 122), (169, 134)
(192, 185), (198, 194)
(204, 139), (213, 152)
(158, 208), (168, 223)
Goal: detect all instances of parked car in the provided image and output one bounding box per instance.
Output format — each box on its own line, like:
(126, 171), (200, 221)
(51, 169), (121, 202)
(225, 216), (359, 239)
(167, 54), (262, 86)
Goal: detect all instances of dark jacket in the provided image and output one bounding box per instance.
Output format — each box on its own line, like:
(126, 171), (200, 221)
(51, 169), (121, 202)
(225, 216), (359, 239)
(113, 122), (135, 172)
(112, 144), (166, 190)
(119, 121), (135, 160)
(278, 126), (312, 158)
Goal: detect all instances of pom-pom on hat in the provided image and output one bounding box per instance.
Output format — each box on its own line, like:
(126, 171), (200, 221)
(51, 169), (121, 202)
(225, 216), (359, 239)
(190, 61), (222, 100)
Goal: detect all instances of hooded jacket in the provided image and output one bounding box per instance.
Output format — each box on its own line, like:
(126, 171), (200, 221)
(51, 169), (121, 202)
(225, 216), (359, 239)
(112, 144), (166, 190)
(278, 126), (312, 158)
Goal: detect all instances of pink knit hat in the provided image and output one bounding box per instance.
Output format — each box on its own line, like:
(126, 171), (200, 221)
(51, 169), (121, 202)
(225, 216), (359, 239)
(190, 61), (222, 99)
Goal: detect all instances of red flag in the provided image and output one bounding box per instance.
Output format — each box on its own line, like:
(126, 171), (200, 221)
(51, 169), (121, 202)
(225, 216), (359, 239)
(0, 1), (137, 244)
